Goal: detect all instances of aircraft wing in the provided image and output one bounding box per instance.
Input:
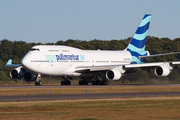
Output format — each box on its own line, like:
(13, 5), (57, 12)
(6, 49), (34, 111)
(139, 52), (180, 59)
(5, 59), (21, 67)
(75, 61), (180, 73)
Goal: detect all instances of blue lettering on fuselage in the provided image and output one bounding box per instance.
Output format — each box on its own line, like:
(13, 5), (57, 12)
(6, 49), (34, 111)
(56, 54), (79, 61)
(45, 53), (85, 63)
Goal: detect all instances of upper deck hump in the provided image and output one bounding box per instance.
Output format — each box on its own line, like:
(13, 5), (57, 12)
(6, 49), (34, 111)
(31, 45), (82, 52)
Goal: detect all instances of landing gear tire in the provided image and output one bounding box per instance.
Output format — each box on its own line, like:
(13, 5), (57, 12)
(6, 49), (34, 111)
(39, 81), (42, 86)
(61, 80), (71, 85)
(79, 81), (82, 85)
(35, 81), (42, 86)
(61, 81), (64, 85)
(67, 80), (71, 85)
(35, 81), (38, 86)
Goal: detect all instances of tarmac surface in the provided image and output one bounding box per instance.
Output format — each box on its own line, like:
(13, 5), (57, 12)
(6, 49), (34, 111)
(0, 84), (180, 102)
(0, 84), (180, 89)
(0, 92), (180, 102)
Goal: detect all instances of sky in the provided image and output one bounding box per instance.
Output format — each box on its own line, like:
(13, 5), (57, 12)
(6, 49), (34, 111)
(0, 0), (180, 43)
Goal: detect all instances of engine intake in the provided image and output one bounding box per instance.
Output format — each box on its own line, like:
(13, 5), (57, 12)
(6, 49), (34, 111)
(24, 72), (37, 81)
(106, 69), (121, 80)
(10, 67), (25, 79)
(154, 65), (170, 76)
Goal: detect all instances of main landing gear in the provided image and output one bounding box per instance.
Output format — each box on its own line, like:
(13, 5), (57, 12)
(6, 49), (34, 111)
(60, 77), (71, 85)
(61, 80), (71, 85)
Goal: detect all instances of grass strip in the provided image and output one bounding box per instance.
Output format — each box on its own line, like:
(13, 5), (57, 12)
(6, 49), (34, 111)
(0, 97), (180, 120)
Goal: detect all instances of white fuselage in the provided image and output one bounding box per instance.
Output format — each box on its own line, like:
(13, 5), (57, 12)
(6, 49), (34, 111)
(21, 45), (132, 77)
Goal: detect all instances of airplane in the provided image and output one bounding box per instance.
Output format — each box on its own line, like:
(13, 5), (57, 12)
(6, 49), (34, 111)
(5, 14), (180, 86)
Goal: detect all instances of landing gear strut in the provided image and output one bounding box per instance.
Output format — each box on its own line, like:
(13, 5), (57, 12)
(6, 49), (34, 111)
(35, 74), (42, 86)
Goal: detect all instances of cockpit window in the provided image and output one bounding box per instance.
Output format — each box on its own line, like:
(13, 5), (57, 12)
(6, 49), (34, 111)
(30, 48), (40, 51)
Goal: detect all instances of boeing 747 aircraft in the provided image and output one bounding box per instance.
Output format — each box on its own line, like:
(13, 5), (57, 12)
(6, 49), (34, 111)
(5, 14), (180, 86)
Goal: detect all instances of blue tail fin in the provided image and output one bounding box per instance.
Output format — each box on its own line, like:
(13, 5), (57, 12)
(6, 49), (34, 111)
(126, 14), (152, 64)
(127, 14), (152, 51)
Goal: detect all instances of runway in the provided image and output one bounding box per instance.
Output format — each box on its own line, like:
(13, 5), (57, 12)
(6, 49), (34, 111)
(1, 92), (180, 102)
(0, 84), (180, 102)
(0, 84), (180, 89)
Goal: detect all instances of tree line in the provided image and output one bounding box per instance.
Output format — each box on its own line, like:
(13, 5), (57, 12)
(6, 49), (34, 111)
(1, 36), (180, 84)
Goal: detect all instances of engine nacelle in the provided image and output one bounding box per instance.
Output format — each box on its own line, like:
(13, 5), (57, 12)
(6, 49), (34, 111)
(106, 69), (121, 80)
(154, 65), (170, 76)
(10, 67), (25, 79)
(23, 72), (37, 81)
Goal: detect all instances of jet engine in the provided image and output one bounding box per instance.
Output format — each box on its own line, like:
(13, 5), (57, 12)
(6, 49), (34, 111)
(106, 69), (121, 80)
(10, 67), (25, 79)
(23, 72), (37, 81)
(154, 65), (170, 76)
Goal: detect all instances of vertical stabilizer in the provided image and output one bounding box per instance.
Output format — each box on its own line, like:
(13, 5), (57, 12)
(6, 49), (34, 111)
(126, 14), (152, 64)
(127, 14), (152, 52)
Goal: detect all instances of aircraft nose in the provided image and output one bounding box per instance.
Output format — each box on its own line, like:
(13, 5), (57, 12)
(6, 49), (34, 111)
(21, 57), (27, 67)
(21, 55), (31, 70)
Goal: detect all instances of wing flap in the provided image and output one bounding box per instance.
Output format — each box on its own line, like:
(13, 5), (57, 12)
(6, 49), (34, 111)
(75, 65), (120, 73)
(125, 62), (165, 68)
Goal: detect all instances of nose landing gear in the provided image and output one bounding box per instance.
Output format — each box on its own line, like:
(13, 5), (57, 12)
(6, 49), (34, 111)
(35, 74), (42, 86)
